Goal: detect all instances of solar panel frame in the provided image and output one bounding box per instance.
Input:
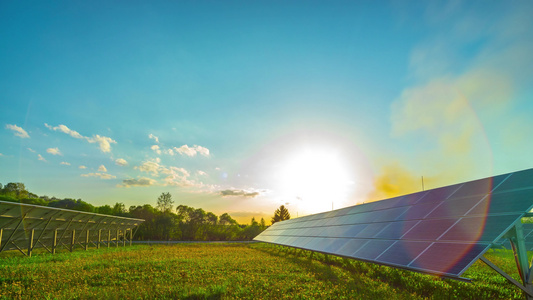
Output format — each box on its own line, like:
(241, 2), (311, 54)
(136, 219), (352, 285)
(0, 200), (144, 256)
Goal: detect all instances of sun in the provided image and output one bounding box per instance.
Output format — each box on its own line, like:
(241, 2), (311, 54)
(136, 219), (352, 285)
(277, 148), (355, 214)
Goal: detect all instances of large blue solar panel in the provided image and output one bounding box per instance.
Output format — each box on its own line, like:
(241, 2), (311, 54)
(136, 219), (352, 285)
(255, 168), (533, 279)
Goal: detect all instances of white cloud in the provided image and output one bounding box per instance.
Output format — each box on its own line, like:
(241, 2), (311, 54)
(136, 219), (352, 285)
(79, 165), (87, 169)
(151, 145), (162, 155)
(98, 165), (107, 172)
(197, 170), (208, 176)
(164, 149), (174, 155)
(148, 134), (159, 143)
(6, 124), (29, 138)
(174, 145), (210, 157)
(60, 162), (71, 166)
(115, 158), (128, 166)
(45, 123), (83, 139)
(45, 124), (116, 153)
(27, 148), (36, 153)
(135, 158), (162, 176)
(38, 154), (46, 162)
(0, 153), (3, 156)
(81, 173), (116, 179)
(163, 166), (195, 187)
(87, 135), (116, 153)
(46, 147), (62, 156)
(118, 177), (157, 188)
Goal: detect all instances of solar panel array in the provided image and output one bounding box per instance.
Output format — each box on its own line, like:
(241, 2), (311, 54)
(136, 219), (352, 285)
(0, 200), (144, 256)
(255, 168), (533, 280)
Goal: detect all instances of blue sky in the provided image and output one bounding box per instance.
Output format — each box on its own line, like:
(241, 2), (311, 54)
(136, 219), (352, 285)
(1, 1), (532, 223)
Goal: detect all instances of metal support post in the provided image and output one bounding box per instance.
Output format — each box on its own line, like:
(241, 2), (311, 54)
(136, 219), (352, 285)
(52, 229), (57, 254)
(510, 223), (533, 299)
(85, 230), (89, 251)
(123, 229), (126, 247)
(70, 230), (75, 252)
(130, 228), (133, 246)
(116, 229), (119, 247)
(0, 228), (3, 250)
(107, 230), (111, 248)
(97, 229), (101, 249)
(28, 229), (34, 257)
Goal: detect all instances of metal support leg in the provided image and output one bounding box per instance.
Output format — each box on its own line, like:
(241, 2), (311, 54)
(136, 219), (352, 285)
(28, 229), (34, 257)
(85, 230), (89, 251)
(0, 228), (3, 250)
(107, 230), (111, 248)
(70, 230), (75, 252)
(129, 228), (133, 246)
(98, 229), (101, 249)
(116, 229), (119, 247)
(123, 229), (126, 247)
(52, 229), (57, 254)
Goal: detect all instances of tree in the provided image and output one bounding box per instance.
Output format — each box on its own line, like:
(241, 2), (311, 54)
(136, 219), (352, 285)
(271, 205), (290, 224)
(157, 192), (174, 213)
(2, 182), (28, 199)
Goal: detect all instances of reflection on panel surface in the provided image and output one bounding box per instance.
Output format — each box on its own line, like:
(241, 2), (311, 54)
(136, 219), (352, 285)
(255, 168), (533, 279)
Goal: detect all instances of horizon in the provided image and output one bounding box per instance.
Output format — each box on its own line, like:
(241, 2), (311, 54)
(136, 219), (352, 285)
(1, 1), (533, 224)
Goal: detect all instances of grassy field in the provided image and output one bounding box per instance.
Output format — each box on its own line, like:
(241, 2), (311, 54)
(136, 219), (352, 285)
(0, 242), (527, 299)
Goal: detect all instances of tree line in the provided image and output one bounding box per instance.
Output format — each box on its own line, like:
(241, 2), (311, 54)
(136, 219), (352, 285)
(0, 182), (291, 241)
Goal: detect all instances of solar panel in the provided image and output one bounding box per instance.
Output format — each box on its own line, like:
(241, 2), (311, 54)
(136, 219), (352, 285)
(254, 168), (533, 280)
(0, 200), (144, 256)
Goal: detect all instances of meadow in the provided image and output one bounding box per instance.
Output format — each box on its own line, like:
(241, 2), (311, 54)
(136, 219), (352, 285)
(0, 242), (527, 299)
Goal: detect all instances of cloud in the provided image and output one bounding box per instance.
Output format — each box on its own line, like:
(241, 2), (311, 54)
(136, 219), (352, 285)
(45, 124), (116, 153)
(38, 154), (47, 162)
(118, 177), (157, 188)
(81, 173), (116, 179)
(98, 165), (107, 172)
(197, 170), (208, 176)
(46, 147), (62, 156)
(220, 189), (260, 198)
(0, 153), (3, 156)
(151, 145), (162, 155)
(135, 158), (162, 176)
(45, 123), (83, 139)
(27, 148), (36, 153)
(148, 133), (159, 143)
(79, 165), (87, 169)
(163, 167), (195, 187)
(87, 135), (116, 153)
(174, 145), (210, 157)
(60, 162), (71, 166)
(6, 124), (29, 138)
(115, 158), (128, 166)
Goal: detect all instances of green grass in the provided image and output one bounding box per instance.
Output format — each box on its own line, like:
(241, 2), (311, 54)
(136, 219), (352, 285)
(0, 243), (527, 299)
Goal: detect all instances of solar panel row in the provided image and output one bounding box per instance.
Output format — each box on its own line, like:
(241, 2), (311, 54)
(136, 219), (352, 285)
(0, 200), (144, 256)
(254, 168), (533, 279)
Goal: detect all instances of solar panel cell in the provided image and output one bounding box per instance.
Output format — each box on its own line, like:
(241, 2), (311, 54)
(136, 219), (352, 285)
(375, 220), (419, 239)
(493, 169), (532, 193)
(377, 241), (432, 266)
(439, 215), (521, 242)
(333, 238), (369, 256)
(467, 189), (533, 216)
(402, 218), (458, 240)
(426, 196), (485, 219)
(355, 239), (395, 260)
(409, 242), (489, 275)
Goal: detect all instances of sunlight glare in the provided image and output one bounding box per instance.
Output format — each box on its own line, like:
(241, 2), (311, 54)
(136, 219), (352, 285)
(278, 148), (354, 214)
